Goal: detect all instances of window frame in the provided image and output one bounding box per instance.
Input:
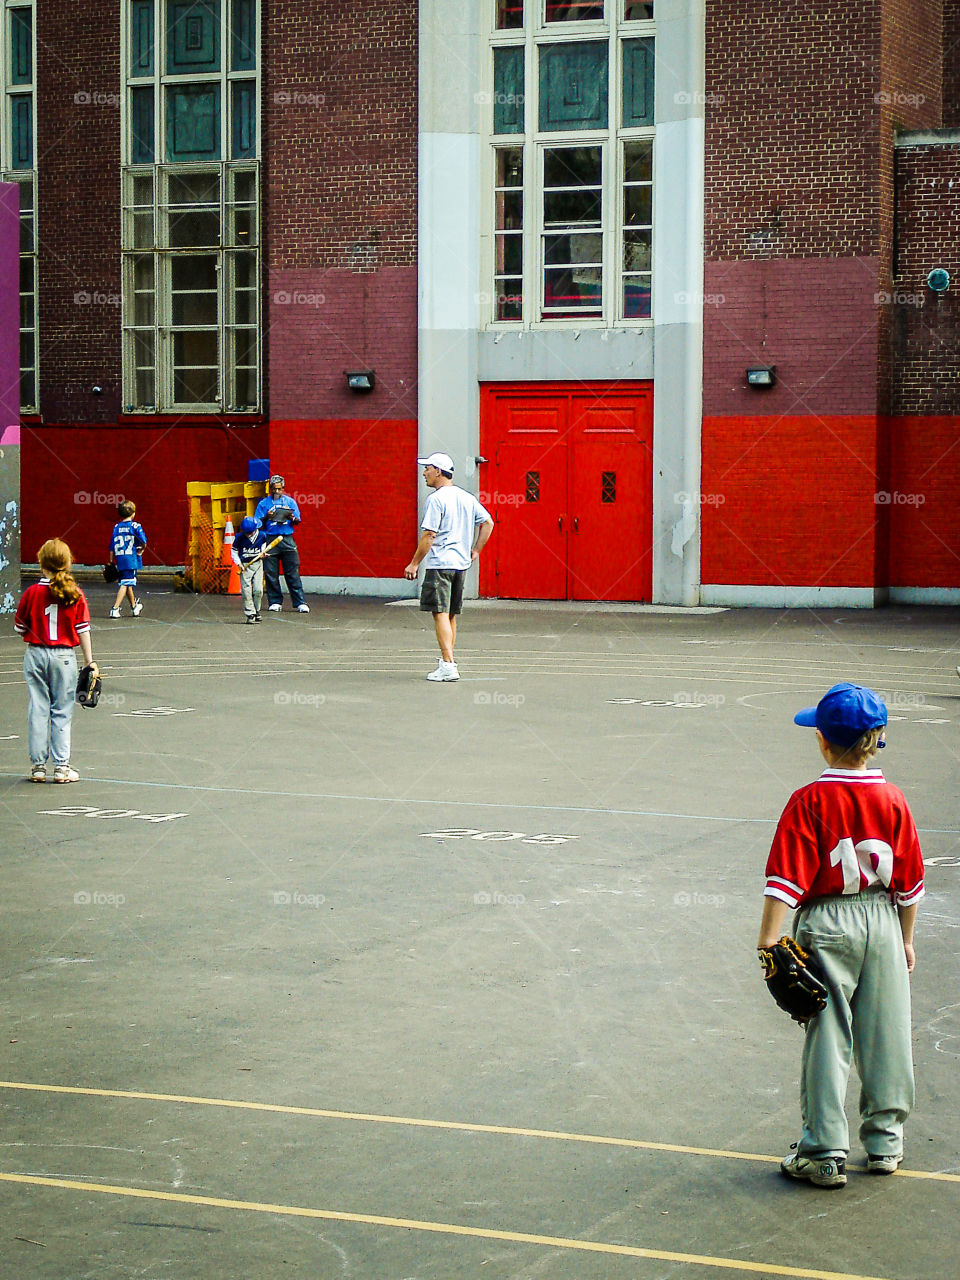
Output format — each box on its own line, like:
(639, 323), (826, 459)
(485, 0), (655, 331)
(1, 0), (37, 412)
(119, 0), (261, 414)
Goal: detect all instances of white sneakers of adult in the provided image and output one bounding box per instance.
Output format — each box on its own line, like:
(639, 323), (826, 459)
(867, 1153), (903, 1175)
(297, 603), (310, 613)
(109, 608), (121, 618)
(30, 763), (46, 783)
(53, 765), (80, 784)
(268, 604), (282, 612)
(426, 660), (460, 682)
(132, 599), (143, 616)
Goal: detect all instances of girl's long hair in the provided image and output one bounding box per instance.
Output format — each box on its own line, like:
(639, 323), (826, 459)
(37, 539), (81, 605)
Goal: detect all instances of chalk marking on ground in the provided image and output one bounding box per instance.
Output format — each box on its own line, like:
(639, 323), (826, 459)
(0, 1081), (956, 1184)
(0, 1171), (910, 1279)
(3, 773), (957, 836)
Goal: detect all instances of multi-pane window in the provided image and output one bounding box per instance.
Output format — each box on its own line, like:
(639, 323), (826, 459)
(121, 0), (259, 411)
(2, 0), (36, 410)
(489, 0), (654, 326)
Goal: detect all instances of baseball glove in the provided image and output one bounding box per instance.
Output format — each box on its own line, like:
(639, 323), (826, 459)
(103, 563), (119, 583)
(76, 662), (102, 709)
(758, 936), (828, 1024)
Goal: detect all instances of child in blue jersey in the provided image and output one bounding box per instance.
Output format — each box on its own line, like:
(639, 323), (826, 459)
(232, 516), (268, 623)
(109, 500), (148, 618)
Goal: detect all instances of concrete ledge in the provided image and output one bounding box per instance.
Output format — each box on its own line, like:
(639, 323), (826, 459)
(700, 585), (877, 608)
(889, 587), (960, 605)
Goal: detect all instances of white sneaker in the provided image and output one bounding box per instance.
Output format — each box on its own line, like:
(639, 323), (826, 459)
(426, 660), (460, 682)
(109, 608), (121, 618)
(297, 603), (310, 613)
(132, 599), (143, 617)
(30, 763), (46, 783)
(53, 765), (80, 784)
(268, 603), (282, 612)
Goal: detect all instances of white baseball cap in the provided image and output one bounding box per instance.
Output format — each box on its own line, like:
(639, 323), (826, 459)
(417, 452), (454, 474)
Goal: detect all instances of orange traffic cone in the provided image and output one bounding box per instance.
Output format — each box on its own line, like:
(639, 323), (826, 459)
(221, 518), (241, 595)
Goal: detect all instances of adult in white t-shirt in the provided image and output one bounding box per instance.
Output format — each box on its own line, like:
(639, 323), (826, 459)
(404, 452), (494, 682)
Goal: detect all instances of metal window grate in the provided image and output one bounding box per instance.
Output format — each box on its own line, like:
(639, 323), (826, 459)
(526, 471), (540, 503)
(601, 470), (616, 502)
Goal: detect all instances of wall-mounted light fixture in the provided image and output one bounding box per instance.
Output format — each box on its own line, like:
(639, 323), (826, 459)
(927, 268), (950, 294)
(746, 366), (776, 388)
(345, 370), (375, 392)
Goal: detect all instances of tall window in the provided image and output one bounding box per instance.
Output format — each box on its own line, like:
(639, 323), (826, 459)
(489, 0), (654, 326)
(2, 0), (36, 411)
(121, 0), (259, 412)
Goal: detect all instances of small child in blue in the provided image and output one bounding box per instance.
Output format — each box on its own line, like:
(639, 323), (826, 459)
(109, 500), (148, 618)
(232, 516), (268, 623)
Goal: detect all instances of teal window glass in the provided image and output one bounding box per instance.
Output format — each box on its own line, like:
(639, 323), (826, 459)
(167, 0), (220, 75)
(493, 45), (523, 135)
(497, 0), (523, 29)
(624, 2), (653, 16)
(622, 38), (654, 126)
(231, 0), (256, 71)
(131, 86), (155, 163)
(9, 8), (32, 85)
(538, 42), (607, 132)
(130, 0), (155, 77)
(231, 80), (256, 158)
(10, 96), (32, 169)
(166, 83), (221, 160)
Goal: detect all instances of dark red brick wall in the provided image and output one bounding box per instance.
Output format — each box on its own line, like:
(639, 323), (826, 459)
(36, 1), (123, 423)
(264, 0), (418, 420)
(702, 258), (881, 417)
(891, 142), (960, 414)
(943, 0), (960, 127)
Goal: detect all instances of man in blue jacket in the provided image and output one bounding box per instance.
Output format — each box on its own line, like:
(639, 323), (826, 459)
(253, 475), (309, 613)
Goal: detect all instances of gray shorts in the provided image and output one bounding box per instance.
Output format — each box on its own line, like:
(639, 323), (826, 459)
(420, 568), (466, 616)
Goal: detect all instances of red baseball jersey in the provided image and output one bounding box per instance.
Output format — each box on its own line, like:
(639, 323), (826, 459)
(765, 768), (925, 910)
(15, 580), (91, 648)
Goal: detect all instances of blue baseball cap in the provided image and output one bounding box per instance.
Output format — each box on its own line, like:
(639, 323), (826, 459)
(240, 516), (259, 534)
(794, 682), (888, 748)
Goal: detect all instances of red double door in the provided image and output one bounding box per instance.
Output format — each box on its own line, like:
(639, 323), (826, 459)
(479, 383), (653, 601)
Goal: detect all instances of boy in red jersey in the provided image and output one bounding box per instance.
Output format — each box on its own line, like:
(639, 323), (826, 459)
(757, 682), (924, 1189)
(14, 539), (96, 783)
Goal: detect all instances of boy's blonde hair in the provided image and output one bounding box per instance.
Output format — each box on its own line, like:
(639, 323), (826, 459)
(118, 500), (136, 519)
(826, 725), (885, 766)
(37, 538), (81, 605)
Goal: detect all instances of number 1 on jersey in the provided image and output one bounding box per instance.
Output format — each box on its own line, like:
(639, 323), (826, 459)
(44, 602), (59, 643)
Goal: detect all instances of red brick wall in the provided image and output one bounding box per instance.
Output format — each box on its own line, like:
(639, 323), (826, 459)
(269, 419), (417, 578)
(887, 416), (960, 585)
(20, 423), (268, 566)
(36, 1), (123, 423)
(700, 415), (884, 587)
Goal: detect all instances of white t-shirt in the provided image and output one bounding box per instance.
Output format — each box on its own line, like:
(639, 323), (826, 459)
(420, 485), (493, 570)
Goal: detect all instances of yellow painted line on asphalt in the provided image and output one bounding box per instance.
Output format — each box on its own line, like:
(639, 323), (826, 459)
(1, 1081), (957, 1183)
(0, 1171), (899, 1280)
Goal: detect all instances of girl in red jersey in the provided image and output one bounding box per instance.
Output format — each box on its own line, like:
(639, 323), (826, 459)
(14, 539), (97, 783)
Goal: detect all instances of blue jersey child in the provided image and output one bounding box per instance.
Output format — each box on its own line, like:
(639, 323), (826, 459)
(109, 500), (148, 619)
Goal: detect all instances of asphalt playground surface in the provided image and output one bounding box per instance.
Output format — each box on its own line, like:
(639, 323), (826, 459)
(0, 583), (958, 1280)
